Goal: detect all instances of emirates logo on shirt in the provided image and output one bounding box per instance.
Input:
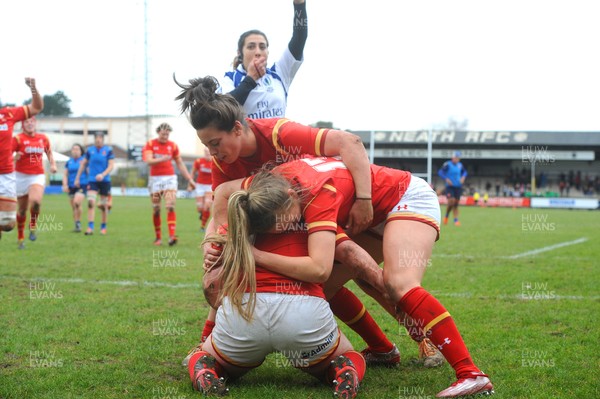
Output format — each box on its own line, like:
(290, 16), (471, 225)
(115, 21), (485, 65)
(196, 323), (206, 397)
(24, 146), (44, 154)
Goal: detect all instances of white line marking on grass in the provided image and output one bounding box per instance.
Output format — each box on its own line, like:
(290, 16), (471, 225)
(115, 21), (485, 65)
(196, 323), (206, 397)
(3, 276), (201, 289)
(503, 237), (589, 259)
(1, 276), (598, 300)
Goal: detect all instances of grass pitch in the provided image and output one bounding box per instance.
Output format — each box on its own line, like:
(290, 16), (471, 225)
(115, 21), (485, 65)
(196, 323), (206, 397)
(1, 195), (599, 398)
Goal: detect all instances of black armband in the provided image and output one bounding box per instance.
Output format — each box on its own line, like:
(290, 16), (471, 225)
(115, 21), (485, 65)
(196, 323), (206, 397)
(229, 76), (258, 106)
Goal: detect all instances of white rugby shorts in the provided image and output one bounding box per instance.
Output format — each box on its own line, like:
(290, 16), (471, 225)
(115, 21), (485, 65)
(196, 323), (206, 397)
(194, 183), (212, 198)
(148, 175), (178, 194)
(16, 172), (45, 197)
(0, 172), (16, 200)
(211, 293), (340, 368)
(371, 175), (441, 238)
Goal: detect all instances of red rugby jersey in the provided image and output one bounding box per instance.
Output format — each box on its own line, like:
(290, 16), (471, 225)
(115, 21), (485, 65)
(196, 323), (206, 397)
(193, 158), (212, 184)
(211, 118), (330, 190)
(0, 106), (30, 174)
(143, 139), (179, 176)
(246, 156), (412, 231)
(253, 231), (325, 299)
(12, 133), (50, 175)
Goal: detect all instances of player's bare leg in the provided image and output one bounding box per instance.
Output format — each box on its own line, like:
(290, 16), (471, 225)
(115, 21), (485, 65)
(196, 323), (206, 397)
(27, 184), (44, 241)
(323, 244), (399, 367)
(85, 191), (97, 235)
(384, 220), (493, 397)
(196, 196), (205, 231)
(16, 195), (29, 249)
(443, 199), (455, 225)
(151, 192), (162, 245)
(98, 195), (109, 235)
(71, 192), (84, 232)
(339, 232), (445, 367)
(452, 200), (461, 226)
(0, 196), (18, 241)
(196, 193), (213, 231)
(164, 190), (177, 246)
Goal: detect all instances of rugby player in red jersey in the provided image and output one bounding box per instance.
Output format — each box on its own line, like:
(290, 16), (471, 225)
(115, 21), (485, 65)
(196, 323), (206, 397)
(189, 147), (213, 232)
(0, 78), (43, 240)
(143, 123), (195, 246)
(12, 117), (56, 248)
(220, 157), (494, 398)
(176, 76), (407, 369)
(190, 228), (366, 399)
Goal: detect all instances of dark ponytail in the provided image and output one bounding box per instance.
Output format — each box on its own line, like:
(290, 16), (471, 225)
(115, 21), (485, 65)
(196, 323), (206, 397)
(173, 74), (244, 132)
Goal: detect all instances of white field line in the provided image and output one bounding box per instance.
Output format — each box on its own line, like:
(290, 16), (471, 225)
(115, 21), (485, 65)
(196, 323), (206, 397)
(502, 237), (589, 259)
(432, 237), (590, 260)
(1, 275), (598, 300)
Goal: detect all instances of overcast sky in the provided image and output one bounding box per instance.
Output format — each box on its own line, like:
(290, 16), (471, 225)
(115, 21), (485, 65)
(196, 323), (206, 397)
(2, 0), (599, 132)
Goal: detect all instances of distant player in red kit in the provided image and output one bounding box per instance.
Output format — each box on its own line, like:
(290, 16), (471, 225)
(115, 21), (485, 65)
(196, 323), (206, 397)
(143, 123), (196, 246)
(189, 146), (213, 231)
(0, 77), (43, 239)
(12, 117), (57, 248)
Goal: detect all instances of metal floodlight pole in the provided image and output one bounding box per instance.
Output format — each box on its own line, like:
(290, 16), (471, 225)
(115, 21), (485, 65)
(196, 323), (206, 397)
(144, 0), (150, 142)
(531, 153), (536, 195)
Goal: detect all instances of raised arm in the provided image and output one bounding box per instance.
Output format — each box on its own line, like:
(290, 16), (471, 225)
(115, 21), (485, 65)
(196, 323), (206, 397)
(323, 130), (373, 235)
(288, 0), (308, 60)
(25, 78), (43, 116)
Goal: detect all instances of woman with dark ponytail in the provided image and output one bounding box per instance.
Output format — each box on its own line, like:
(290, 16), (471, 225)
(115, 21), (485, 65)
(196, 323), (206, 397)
(175, 74), (411, 372)
(219, 0), (308, 119)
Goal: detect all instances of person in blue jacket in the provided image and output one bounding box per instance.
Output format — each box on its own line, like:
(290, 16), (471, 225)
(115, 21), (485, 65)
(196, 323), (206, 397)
(438, 151), (468, 226)
(62, 144), (88, 232)
(74, 132), (114, 235)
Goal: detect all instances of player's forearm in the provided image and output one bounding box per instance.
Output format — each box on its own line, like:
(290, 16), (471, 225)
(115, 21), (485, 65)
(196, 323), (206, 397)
(253, 250), (331, 283)
(46, 151), (56, 167)
(329, 132), (371, 198)
(75, 161), (87, 180)
(28, 80), (44, 116)
(177, 160), (193, 181)
(102, 161), (114, 176)
(229, 77), (257, 106)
